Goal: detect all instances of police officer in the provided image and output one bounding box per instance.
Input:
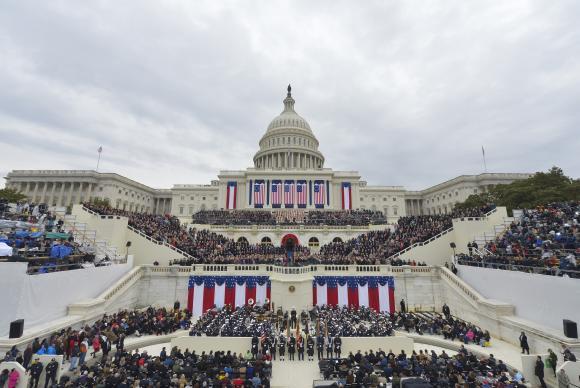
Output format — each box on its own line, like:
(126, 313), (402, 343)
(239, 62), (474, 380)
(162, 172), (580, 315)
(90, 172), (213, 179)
(316, 334), (325, 360)
(29, 358), (44, 388)
(44, 358), (59, 388)
(288, 335), (296, 361)
(278, 334), (286, 361)
(307, 336), (315, 361)
(334, 335), (342, 359)
(297, 335), (305, 361)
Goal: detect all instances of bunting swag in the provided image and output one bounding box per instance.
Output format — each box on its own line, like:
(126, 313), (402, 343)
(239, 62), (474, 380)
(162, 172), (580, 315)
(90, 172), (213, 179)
(226, 181), (237, 209)
(312, 276), (395, 313)
(187, 276), (271, 317)
(342, 182), (352, 210)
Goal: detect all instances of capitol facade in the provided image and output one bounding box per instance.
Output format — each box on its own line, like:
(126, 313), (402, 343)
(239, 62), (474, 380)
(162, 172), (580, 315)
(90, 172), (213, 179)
(4, 86), (530, 224)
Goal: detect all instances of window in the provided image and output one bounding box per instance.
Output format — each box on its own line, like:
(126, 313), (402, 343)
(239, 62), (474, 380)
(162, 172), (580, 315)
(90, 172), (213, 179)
(383, 198), (387, 202)
(99, 187), (103, 192)
(261, 236), (272, 245)
(179, 206), (184, 214)
(332, 237), (343, 243)
(393, 207), (398, 215)
(360, 197), (364, 202)
(191, 196), (194, 200)
(308, 237), (319, 247)
(473, 189), (478, 194)
(202, 196), (206, 201)
(189, 206), (193, 214)
(383, 207), (388, 216)
(214, 197), (218, 201)
(371, 197), (375, 202)
(118, 189), (122, 194)
(393, 197), (396, 201)
(455, 191), (459, 196)
(238, 237), (249, 244)
(181, 195), (184, 200)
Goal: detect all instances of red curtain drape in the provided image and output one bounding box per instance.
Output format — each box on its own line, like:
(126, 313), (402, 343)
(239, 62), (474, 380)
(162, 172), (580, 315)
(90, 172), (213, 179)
(224, 286), (236, 308)
(202, 286), (215, 313)
(246, 286), (256, 305)
(312, 285), (317, 306)
(187, 287), (194, 312)
(347, 287), (359, 308)
(327, 287), (338, 306)
(388, 287), (395, 313)
(368, 286), (380, 312)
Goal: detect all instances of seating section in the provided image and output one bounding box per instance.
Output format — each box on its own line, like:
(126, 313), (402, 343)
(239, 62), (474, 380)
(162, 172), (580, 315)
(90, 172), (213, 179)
(457, 201), (579, 277)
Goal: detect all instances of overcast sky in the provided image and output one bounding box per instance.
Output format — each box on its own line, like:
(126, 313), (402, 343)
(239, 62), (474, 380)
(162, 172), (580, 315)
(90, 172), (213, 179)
(1, 1), (579, 190)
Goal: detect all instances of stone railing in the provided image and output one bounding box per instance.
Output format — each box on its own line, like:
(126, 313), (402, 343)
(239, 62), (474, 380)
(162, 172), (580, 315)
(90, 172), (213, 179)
(387, 227), (454, 260)
(98, 267), (144, 301)
(439, 266), (482, 303)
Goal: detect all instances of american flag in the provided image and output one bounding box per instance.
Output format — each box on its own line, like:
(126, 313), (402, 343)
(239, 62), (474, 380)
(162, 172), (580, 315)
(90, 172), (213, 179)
(254, 181), (265, 208)
(314, 181), (325, 208)
(296, 181), (307, 208)
(284, 181), (294, 207)
(271, 181), (282, 207)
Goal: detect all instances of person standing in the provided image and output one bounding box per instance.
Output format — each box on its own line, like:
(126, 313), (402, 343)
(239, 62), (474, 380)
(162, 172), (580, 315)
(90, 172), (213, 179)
(7, 369), (19, 388)
(316, 334), (324, 360)
(29, 359), (43, 388)
(400, 299), (406, 313)
(278, 335), (286, 361)
(548, 349), (558, 377)
(288, 335), (296, 361)
(442, 303), (451, 319)
(297, 336), (304, 361)
(44, 358), (59, 388)
(333, 335), (342, 359)
(69, 342), (80, 371)
(307, 336), (315, 361)
(326, 335), (333, 359)
(535, 356), (547, 388)
(519, 332), (530, 354)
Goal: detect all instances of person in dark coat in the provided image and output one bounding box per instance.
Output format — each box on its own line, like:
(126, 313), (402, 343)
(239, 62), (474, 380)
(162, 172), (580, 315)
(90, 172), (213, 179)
(400, 299), (406, 313)
(29, 359), (43, 388)
(442, 303), (451, 318)
(307, 336), (315, 361)
(23, 345), (33, 370)
(44, 358), (59, 388)
(288, 335), (296, 361)
(535, 355), (547, 388)
(333, 336), (342, 359)
(316, 335), (324, 360)
(519, 332), (530, 354)
(326, 336), (333, 359)
(278, 335), (286, 361)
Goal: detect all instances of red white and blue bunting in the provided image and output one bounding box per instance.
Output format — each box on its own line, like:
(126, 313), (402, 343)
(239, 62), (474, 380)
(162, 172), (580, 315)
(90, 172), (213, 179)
(312, 276), (395, 313)
(187, 276), (271, 316)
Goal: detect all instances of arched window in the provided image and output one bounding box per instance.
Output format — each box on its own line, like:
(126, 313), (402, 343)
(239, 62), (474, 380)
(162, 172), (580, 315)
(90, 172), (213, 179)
(383, 207), (388, 216)
(308, 237), (319, 247)
(261, 236), (272, 245)
(332, 237), (343, 243)
(237, 237), (249, 244)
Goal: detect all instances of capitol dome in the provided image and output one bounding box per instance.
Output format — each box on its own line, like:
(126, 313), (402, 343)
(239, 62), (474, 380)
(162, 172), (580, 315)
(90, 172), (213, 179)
(254, 85), (325, 170)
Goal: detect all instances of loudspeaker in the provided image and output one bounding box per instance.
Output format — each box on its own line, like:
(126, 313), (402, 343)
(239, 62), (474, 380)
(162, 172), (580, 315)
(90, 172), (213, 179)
(174, 301), (180, 311)
(9, 319), (24, 339)
(563, 320), (578, 339)
(449, 242), (456, 249)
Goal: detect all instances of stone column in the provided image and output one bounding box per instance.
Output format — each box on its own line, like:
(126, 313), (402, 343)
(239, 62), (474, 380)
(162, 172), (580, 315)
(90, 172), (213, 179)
(68, 182), (75, 206)
(31, 182), (39, 202)
(49, 182), (57, 206)
(58, 182), (65, 206)
(41, 182), (48, 203)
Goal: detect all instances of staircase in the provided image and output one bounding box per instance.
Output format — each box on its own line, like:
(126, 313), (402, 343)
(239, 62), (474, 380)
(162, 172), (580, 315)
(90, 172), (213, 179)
(472, 216), (514, 248)
(55, 210), (123, 263)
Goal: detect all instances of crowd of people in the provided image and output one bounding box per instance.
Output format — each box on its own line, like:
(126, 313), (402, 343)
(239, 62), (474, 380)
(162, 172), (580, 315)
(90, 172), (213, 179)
(83, 202), (496, 267)
(320, 347), (524, 387)
(3, 307), (191, 373)
(191, 209), (387, 226)
(457, 202), (579, 277)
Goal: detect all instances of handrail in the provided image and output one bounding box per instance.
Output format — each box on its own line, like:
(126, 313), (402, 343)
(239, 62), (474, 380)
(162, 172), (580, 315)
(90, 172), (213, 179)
(439, 266), (484, 304)
(387, 227), (454, 260)
(456, 259), (580, 278)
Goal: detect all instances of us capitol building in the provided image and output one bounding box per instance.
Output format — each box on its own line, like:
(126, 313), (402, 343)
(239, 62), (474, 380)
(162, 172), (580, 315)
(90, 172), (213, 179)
(5, 86), (530, 224)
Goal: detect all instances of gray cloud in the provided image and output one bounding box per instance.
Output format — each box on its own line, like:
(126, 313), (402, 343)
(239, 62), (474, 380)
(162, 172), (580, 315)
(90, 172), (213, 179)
(1, 0), (579, 190)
